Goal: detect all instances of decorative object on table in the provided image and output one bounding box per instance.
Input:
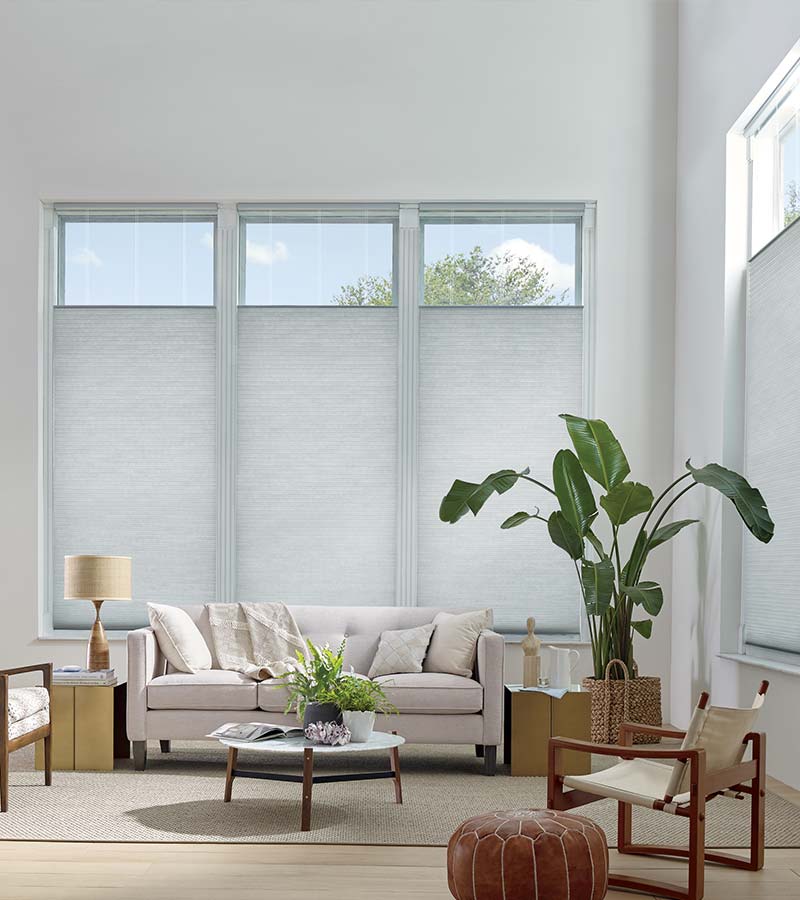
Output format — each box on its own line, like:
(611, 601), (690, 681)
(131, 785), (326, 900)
(440, 413), (774, 739)
(334, 674), (397, 742)
(35, 679), (129, 772)
(281, 639), (347, 728)
(218, 729), (404, 832)
(304, 721), (351, 746)
(503, 684), (590, 776)
(147, 603), (212, 674)
(448, 808), (608, 900)
(367, 623), (434, 677)
(64, 555), (132, 671)
(548, 681), (769, 900)
(423, 609), (491, 678)
(521, 616), (541, 687)
(1, 663), (52, 813)
(52, 666), (116, 686)
(584, 658), (662, 744)
(549, 645), (580, 689)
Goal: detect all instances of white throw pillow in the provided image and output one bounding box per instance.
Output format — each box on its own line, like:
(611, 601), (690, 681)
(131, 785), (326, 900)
(423, 609), (491, 678)
(148, 603), (213, 674)
(368, 623), (435, 678)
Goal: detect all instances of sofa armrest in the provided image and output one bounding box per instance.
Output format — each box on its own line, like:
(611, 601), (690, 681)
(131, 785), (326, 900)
(476, 629), (504, 745)
(126, 627), (164, 741)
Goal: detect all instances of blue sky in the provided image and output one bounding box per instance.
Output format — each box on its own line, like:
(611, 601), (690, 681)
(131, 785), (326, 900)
(63, 218), (577, 306)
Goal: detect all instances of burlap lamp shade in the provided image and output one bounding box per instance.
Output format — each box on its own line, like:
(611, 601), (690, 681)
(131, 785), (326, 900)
(64, 555), (132, 671)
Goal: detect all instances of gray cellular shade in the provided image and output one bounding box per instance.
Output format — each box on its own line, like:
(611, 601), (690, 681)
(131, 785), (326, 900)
(52, 308), (217, 630)
(417, 307), (583, 634)
(236, 308), (398, 605)
(743, 221), (800, 654)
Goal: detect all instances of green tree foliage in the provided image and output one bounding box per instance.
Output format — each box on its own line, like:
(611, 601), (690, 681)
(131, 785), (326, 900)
(785, 180), (800, 228)
(333, 246), (568, 306)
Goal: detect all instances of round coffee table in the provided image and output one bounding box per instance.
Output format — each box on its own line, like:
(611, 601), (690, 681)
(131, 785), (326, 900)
(218, 730), (405, 831)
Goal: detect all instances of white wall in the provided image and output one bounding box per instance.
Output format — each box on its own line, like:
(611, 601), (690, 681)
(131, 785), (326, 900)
(674, 0), (800, 786)
(0, 1), (677, 709)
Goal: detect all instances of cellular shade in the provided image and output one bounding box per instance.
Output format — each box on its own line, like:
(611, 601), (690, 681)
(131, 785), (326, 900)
(743, 220), (800, 654)
(417, 307), (583, 634)
(236, 308), (398, 605)
(52, 308), (217, 629)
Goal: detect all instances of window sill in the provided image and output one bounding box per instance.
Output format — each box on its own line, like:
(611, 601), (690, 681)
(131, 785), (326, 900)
(718, 652), (800, 678)
(38, 628), (130, 642)
(504, 634), (590, 645)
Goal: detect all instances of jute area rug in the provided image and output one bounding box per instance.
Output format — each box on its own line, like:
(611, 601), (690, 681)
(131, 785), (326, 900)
(4, 741), (799, 847)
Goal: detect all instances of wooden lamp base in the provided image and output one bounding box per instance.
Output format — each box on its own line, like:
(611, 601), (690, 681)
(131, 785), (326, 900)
(87, 599), (110, 671)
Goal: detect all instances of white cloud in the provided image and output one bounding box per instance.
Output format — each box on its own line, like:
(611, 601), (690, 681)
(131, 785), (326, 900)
(246, 239), (289, 266)
(69, 247), (102, 268)
(490, 238), (575, 301)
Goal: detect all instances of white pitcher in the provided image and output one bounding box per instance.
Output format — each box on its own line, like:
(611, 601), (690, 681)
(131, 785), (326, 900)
(548, 646), (580, 689)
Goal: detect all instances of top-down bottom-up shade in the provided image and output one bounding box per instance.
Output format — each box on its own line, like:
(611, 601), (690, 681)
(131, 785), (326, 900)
(743, 220), (800, 655)
(51, 307), (218, 630)
(416, 306), (584, 635)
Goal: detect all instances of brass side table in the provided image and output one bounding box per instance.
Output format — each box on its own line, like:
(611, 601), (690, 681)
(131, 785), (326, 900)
(503, 684), (591, 776)
(35, 681), (129, 771)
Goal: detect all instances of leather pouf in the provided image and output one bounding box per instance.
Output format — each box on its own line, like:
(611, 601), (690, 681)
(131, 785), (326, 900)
(447, 809), (608, 900)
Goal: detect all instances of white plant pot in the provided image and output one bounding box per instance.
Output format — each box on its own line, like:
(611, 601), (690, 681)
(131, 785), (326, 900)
(342, 710), (376, 743)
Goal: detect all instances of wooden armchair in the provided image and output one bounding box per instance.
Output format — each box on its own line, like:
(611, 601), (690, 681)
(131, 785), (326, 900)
(547, 681), (769, 900)
(1, 663), (53, 812)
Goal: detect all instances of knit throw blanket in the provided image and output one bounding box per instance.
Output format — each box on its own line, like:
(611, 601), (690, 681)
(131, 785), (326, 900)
(205, 602), (306, 681)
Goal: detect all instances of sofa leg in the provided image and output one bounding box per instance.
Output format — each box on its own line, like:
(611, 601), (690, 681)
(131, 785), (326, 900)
(160, 740), (171, 754)
(133, 741), (147, 771)
(475, 744), (485, 758)
(483, 745), (497, 776)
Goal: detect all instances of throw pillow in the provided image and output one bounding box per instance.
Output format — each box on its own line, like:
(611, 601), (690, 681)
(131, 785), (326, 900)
(148, 603), (213, 673)
(423, 609), (491, 678)
(368, 623), (435, 678)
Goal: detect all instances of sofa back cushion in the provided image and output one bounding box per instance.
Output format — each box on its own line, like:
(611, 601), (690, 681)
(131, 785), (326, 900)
(172, 604), (490, 675)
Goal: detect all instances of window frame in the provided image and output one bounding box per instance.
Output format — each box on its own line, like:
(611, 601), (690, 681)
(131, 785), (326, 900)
(39, 200), (596, 641)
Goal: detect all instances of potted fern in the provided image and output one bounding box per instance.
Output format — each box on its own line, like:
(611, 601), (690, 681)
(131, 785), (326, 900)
(440, 414), (774, 742)
(282, 639), (347, 728)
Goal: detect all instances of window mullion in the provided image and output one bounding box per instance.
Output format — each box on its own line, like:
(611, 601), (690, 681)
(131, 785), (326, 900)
(217, 203), (238, 603)
(396, 205), (420, 607)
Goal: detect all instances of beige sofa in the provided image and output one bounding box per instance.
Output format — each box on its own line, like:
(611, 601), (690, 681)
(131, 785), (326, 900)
(127, 605), (504, 774)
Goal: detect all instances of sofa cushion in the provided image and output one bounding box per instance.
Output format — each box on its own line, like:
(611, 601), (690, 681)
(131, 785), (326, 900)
(257, 679), (292, 713)
(148, 670), (258, 710)
(424, 609), (491, 678)
(373, 672), (483, 714)
(7, 686), (49, 725)
(148, 603), (213, 673)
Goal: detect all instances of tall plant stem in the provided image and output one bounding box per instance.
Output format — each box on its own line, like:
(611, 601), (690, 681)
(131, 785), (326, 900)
(517, 474), (557, 496)
(631, 472), (693, 557)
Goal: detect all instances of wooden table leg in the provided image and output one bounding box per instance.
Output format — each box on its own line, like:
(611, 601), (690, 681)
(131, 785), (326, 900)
(224, 747), (238, 802)
(301, 748), (314, 832)
(390, 732), (402, 804)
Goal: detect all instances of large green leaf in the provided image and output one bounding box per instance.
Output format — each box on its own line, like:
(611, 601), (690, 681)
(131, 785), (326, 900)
(501, 510), (540, 529)
(581, 558), (615, 616)
(439, 467), (528, 523)
(631, 619), (653, 639)
(552, 449), (597, 535)
(585, 528), (608, 559)
(560, 414), (630, 490)
(547, 511), (583, 560)
(686, 461), (774, 543)
(621, 530), (648, 586)
(648, 518), (699, 550)
(622, 581), (664, 616)
(599, 481), (654, 526)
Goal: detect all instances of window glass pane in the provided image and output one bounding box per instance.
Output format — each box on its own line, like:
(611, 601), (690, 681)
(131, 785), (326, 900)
(422, 220), (577, 305)
(242, 218), (394, 305)
(62, 219), (214, 306)
(781, 119), (800, 228)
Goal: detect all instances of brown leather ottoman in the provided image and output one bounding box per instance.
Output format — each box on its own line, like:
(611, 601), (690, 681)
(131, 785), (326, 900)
(447, 808), (608, 900)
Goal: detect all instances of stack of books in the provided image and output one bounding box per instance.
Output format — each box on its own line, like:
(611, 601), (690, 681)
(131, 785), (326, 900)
(53, 666), (117, 687)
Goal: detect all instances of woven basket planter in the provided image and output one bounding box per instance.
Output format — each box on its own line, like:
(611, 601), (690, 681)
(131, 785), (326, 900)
(581, 659), (662, 744)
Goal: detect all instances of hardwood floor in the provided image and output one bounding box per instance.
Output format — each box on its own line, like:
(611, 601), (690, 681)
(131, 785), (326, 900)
(1, 842), (800, 899)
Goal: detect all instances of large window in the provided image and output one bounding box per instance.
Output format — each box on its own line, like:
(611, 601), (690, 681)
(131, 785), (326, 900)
(748, 60), (800, 254)
(42, 202), (592, 636)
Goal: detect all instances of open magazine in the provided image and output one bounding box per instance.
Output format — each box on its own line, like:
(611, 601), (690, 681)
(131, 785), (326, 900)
(209, 722), (305, 743)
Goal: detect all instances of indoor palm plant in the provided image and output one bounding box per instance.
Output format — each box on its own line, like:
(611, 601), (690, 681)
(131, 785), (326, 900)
(440, 414), (774, 739)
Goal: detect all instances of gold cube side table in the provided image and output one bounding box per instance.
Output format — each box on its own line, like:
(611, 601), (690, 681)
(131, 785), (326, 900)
(35, 682), (128, 771)
(504, 684), (591, 776)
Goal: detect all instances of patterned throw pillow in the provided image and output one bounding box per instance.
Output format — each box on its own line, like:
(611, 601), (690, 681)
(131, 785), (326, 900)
(368, 623), (436, 678)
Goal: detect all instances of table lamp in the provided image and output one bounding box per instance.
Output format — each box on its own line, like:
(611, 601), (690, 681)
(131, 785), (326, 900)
(64, 555), (132, 671)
